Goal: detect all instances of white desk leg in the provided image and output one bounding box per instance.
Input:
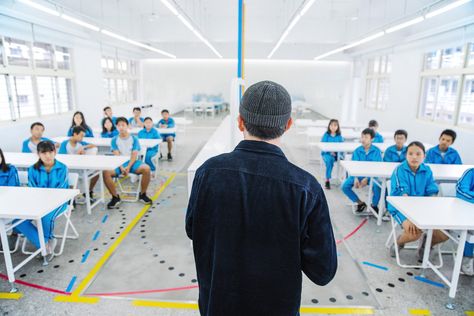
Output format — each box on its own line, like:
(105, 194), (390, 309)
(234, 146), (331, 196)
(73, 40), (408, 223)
(83, 170), (92, 215)
(36, 218), (48, 266)
(377, 179), (387, 226)
(446, 230), (467, 310)
(0, 220), (17, 292)
(421, 229), (433, 275)
(99, 171), (105, 210)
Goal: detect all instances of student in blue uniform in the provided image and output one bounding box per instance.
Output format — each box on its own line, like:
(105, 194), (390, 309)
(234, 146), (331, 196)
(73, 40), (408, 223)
(456, 168), (474, 276)
(103, 106), (117, 126)
(22, 122), (56, 153)
(0, 148), (19, 187)
(128, 107), (145, 128)
(14, 141), (69, 259)
(138, 117), (161, 172)
(368, 119), (384, 143)
(383, 130), (408, 162)
(425, 129), (462, 164)
(157, 109), (176, 161)
(387, 141), (448, 258)
(321, 119), (344, 189)
(103, 117), (152, 209)
(67, 111), (94, 137)
(101, 117), (119, 138)
(342, 128), (382, 213)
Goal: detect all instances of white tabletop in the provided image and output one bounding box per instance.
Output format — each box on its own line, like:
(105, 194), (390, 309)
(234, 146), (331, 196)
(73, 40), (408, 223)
(52, 137), (161, 149)
(340, 160), (474, 181)
(4, 152), (129, 170)
(313, 142), (396, 153)
(0, 186), (79, 219)
(295, 119), (365, 129)
(386, 196), (474, 230)
(92, 127), (176, 135)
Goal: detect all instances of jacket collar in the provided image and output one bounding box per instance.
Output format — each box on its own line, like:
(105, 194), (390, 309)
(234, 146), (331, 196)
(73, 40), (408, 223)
(38, 160), (62, 172)
(433, 145), (454, 155)
(401, 160), (429, 174)
(235, 140), (286, 159)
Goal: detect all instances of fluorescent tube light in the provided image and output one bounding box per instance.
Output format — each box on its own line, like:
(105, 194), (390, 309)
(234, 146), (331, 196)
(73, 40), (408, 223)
(426, 0), (472, 18)
(385, 16), (424, 33)
(18, 0), (60, 16)
(300, 0), (317, 16)
(160, 0), (179, 16)
(61, 14), (100, 32)
(314, 32), (384, 60)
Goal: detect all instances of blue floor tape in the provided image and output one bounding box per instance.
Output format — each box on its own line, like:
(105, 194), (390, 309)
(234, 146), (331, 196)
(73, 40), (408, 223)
(81, 250), (91, 264)
(92, 230), (100, 241)
(362, 261), (389, 271)
(414, 276), (445, 288)
(102, 215), (108, 223)
(65, 276), (77, 293)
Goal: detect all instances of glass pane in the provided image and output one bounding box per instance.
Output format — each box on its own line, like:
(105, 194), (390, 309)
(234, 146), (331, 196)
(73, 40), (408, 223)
(107, 59), (114, 72)
(122, 61), (128, 73)
(441, 46), (464, 68)
(4, 37), (30, 67)
(0, 75), (12, 121)
(377, 79), (389, 110)
(434, 76), (459, 123)
(0, 38), (3, 66)
(101, 58), (108, 70)
(367, 58), (374, 75)
(57, 78), (73, 112)
(373, 57), (380, 74)
(380, 56), (387, 73)
(116, 79), (123, 102)
(419, 77), (438, 120)
(55, 46), (71, 70)
(365, 79), (377, 109)
(468, 43), (474, 67)
(458, 75), (474, 126)
(33, 42), (54, 68)
(10, 75), (36, 118)
(109, 79), (116, 103)
(130, 79), (138, 101)
(122, 80), (128, 101)
(424, 50), (441, 70)
(386, 55), (392, 74)
(37, 76), (57, 115)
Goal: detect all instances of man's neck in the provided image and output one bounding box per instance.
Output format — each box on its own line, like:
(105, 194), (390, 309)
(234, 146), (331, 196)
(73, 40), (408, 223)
(243, 132), (281, 147)
(120, 132), (129, 138)
(69, 139), (78, 146)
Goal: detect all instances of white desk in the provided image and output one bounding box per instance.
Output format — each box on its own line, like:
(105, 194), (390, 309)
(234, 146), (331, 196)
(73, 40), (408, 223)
(295, 119), (365, 130)
(4, 152), (128, 215)
(386, 196), (474, 307)
(0, 186), (79, 291)
(92, 127), (176, 136)
(313, 141), (399, 153)
(52, 137), (162, 150)
(340, 161), (474, 225)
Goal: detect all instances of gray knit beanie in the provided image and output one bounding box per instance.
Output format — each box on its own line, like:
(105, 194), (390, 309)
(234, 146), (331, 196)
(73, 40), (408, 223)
(239, 81), (292, 128)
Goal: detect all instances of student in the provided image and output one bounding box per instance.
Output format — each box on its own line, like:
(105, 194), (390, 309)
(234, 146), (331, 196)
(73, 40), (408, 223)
(425, 129), (462, 165)
(388, 141), (448, 258)
(0, 148), (20, 251)
(368, 119), (384, 143)
(103, 117), (152, 208)
(128, 107), (145, 128)
(67, 111), (94, 137)
(157, 109), (176, 161)
(383, 130), (408, 162)
(103, 106), (117, 126)
(101, 117), (119, 138)
(138, 117), (161, 172)
(22, 122), (57, 153)
(456, 168), (474, 276)
(321, 119), (344, 189)
(14, 141), (69, 259)
(342, 128), (382, 213)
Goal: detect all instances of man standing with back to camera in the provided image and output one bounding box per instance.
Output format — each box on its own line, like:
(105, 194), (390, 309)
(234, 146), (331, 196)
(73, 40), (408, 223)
(186, 81), (337, 316)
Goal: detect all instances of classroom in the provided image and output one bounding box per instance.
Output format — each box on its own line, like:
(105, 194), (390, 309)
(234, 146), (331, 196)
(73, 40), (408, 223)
(0, 0), (473, 315)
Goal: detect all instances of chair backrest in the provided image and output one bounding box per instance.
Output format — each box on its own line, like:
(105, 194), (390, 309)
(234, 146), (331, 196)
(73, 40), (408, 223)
(386, 180), (392, 194)
(18, 171), (28, 186)
(18, 171), (78, 190)
(439, 183), (456, 197)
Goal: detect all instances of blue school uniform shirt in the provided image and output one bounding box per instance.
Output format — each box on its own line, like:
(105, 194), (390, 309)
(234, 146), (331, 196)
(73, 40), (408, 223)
(111, 134), (141, 156)
(373, 132), (384, 143)
(321, 132), (344, 157)
(138, 128), (161, 152)
(157, 118), (176, 136)
(388, 161), (439, 224)
(0, 165), (20, 187)
(101, 130), (119, 138)
(352, 145), (382, 162)
(128, 117), (145, 128)
(425, 145), (462, 165)
(67, 126), (94, 138)
(22, 137), (53, 153)
(456, 168), (474, 203)
(383, 145), (407, 163)
(58, 140), (90, 155)
(28, 160), (69, 189)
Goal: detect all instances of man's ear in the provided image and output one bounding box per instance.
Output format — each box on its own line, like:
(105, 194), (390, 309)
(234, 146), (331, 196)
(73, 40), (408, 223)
(237, 115), (245, 132)
(285, 117), (293, 132)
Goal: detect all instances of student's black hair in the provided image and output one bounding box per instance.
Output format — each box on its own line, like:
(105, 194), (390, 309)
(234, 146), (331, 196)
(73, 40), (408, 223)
(70, 111), (91, 132)
(144, 117), (153, 122)
(101, 117), (116, 134)
(115, 117), (129, 125)
(440, 129), (457, 143)
(72, 126), (86, 136)
(133, 107), (141, 112)
(361, 128), (375, 139)
(103, 106), (111, 112)
(407, 141), (425, 154)
(30, 122), (45, 130)
(327, 119), (341, 136)
(394, 129), (408, 139)
(244, 122), (286, 140)
(0, 148), (11, 173)
(161, 109), (169, 114)
(368, 119), (379, 128)
(34, 141), (56, 170)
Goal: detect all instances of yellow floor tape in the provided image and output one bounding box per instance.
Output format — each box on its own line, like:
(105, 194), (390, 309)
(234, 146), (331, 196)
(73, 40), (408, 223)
(0, 292), (23, 300)
(409, 309), (431, 315)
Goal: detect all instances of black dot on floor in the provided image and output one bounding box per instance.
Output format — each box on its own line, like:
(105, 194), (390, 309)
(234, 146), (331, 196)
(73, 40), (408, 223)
(376, 288), (383, 293)
(143, 241), (148, 245)
(140, 230), (145, 233)
(116, 232), (120, 235)
(110, 237), (115, 240)
(142, 220), (147, 222)
(168, 267), (174, 270)
(94, 248), (99, 251)
(20, 274), (26, 278)
(191, 279), (197, 283)
(329, 297), (336, 303)
(398, 278), (405, 282)
(69, 259), (74, 263)
(122, 222), (126, 225)
(153, 254), (159, 257)
(141, 224), (146, 227)
(141, 236), (146, 239)
(388, 283), (395, 288)
(346, 295), (353, 300)
(157, 203), (160, 205)
(120, 226), (124, 229)
(152, 206), (156, 209)
(362, 291), (369, 296)
(311, 299), (318, 304)
(119, 210), (123, 213)
(53, 265), (60, 268)
(407, 272), (414, 276)
(160, 260), (165, 264)
(37, 270), (43, 273)
(145, 215), (149, 218)
(103, 242), (108, 246)
(179, 273), (185, 277)
(414, 267), (421, 270)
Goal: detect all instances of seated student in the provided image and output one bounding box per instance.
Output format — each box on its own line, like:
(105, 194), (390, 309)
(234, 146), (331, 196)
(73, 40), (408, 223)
(157, 109), (176, 161)
(388, 141), (448, 258)
(22, 122), (57, 153)
(103, 117), (152, 208)
(0, 148), (20, 250)
(138, 117), (161, 172)
(383, 130), (408, 162)
(456, 168), (474, 276)
(342, 128), (382, 213)
(67, 111), (94, 137)
(425, 129), (462, 165)
(103, 106), (117, 126)
(14, 141), (69, 259)
(321, 119), (344, 189)
(368, 119), (384, 143)
(100, 117), (119, 138)
(129, 107), (145, 128)
(59, 126), (99, 201)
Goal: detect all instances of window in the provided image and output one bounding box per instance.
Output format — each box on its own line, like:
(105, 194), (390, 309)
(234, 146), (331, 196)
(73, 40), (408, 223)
(37, 76), (58, 115)
(55, 46), (71, 70)
(0, 75), (12, 121)
(4, 37), (31, 67)
(0, 38), (4, 66)
(57, 78), (73, 112)
(419, 43), (474, 127)
(33, 42), (54, 69)
(365, 54), (392, 110)
(10, 75), (36, 118)
(102, 55), (139, 105)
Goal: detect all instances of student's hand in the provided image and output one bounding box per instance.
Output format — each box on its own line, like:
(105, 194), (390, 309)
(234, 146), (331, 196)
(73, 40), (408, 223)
(402, 220), (419, 236)
(331, 152), (336, 157)
(120, 166), (127, 176)
(123, 167), (130, 176)
(360, 178), (368, 188)
(77, 148), (85, 155)
(353, 178), (360, 189)
(161, 124), (167, 128)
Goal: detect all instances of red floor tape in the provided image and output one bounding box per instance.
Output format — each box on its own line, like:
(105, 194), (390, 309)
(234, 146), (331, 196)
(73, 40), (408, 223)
(0, 273), (70, 295)
(336, 218), (368, 245)
(86, 284), (199, 296)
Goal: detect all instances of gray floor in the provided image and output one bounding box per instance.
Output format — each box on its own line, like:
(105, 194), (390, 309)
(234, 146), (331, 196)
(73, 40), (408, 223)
(1, 110), (473, 316)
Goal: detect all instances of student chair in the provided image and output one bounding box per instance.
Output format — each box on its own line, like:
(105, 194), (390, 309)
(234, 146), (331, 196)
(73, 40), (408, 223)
(205, 105), (215, 118)
(114, 153), (145, 202)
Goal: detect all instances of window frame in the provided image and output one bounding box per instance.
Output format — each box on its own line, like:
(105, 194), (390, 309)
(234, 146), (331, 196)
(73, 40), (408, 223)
(365, 54), (392, 111)
(102, 55), (139, 106)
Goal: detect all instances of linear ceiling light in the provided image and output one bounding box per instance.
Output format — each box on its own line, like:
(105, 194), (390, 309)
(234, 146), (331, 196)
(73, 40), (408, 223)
(385, 16), (425, 33)
(61, 14), (100, 32)
(314, 32), (385, 60)
(18, 0), (60, 16)
(426, 0), (472, 18)
(160, 0), (222, 58)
